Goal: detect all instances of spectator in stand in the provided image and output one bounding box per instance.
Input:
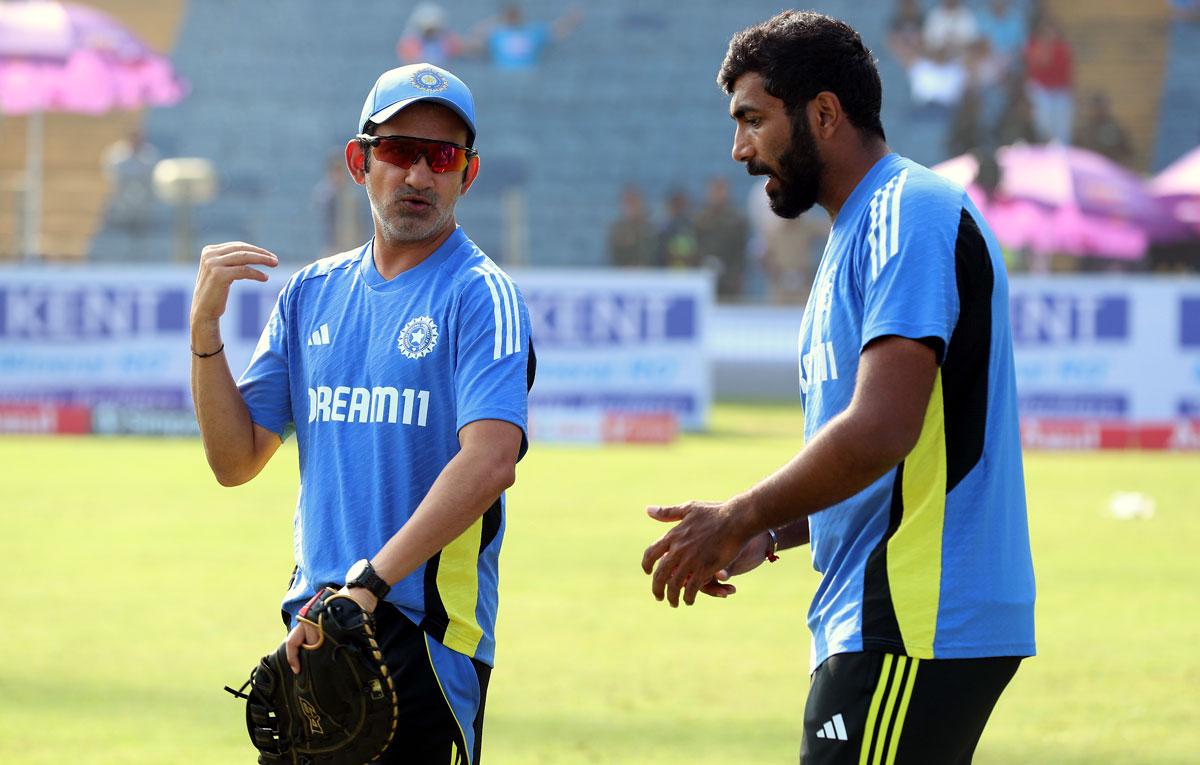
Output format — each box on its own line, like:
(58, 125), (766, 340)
(886, 0), (926, 69)
(946, 82), (986, 158)
(923, 0), (978, 59)
(101, 129), (161, 260)
(1073, 92), (1136, 167)
(694, 177), (750, 301)
(1024, 15), (1074, 143)
(746, 185), (830, 306)
(976, 0), (1026, 75)
(311, 151), (370, 257)
(397, 3), (463, 65)
(961, 36), (1006, 140)
(995, 79), (1040, 146)
(607, 184), (659, 268)
(909, 45), (968, 114)
(659, 188), (700, 270)
(472, 3), (582, 71)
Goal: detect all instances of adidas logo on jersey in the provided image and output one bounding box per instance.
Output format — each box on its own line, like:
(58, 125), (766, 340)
(815, 713), (848, 741)
(307, 324), (331, 346)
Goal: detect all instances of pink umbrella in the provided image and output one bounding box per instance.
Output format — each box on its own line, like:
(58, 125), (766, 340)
(0, 0), (187, 258)
(932, 144), (1171, 260)
(1149, 146), (1200, 240)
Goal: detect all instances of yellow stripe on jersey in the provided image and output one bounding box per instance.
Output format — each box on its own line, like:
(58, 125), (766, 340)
(437, 518), (485, 657)
(888, 372), (948, 658)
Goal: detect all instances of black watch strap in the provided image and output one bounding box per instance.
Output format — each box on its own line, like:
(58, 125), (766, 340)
(346, 559), (391, 600)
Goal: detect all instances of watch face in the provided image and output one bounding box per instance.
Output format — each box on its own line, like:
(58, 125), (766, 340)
(347, 559), (369, 584)
(345, 558), (389, 598)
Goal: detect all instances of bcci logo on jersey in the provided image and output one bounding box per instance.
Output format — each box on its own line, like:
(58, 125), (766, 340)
(398, 316), (439, 359)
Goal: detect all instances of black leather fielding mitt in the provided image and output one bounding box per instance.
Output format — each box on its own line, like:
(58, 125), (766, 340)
(226, 588), (399, 764)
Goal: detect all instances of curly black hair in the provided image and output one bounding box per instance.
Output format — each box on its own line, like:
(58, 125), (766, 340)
(718, 11), (886, 142)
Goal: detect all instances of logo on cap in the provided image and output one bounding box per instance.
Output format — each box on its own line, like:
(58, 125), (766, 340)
(410, 67), (449, 94)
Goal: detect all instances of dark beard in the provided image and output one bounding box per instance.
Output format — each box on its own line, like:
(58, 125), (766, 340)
(764, 114), (823, 219)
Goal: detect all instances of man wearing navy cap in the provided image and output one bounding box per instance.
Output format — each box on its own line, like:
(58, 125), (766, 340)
(190, 63), (534, 763)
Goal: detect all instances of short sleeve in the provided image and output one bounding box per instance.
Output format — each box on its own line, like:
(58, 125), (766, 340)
(454, 269), (532, 457)
(237, 284), (293, 439)
(859, 170), (961, 363)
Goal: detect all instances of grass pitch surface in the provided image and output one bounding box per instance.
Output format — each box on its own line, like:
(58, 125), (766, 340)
(1, 403), (1197, 764)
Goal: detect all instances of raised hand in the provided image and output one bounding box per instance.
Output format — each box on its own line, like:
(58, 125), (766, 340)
(191, 241), (278, 325)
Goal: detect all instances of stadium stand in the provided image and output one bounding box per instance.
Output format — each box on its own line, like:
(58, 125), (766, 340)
(0, 0), (184, 260)
(0, 0), (1185, 265)
(1154, 4), (1200, 171)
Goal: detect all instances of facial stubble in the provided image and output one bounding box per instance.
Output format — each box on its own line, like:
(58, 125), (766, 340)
(764, 112), (824, 219)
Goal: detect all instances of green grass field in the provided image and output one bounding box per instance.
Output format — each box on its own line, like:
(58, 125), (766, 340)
(1, 403), (1197, 764)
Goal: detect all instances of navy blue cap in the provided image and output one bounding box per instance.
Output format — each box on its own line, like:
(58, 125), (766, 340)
(358, 63), (477, 147)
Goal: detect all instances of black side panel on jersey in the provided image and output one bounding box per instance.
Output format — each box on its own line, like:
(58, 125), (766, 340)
(420, 553), (450, 645)
(517, 340), (537, 461)
(479, 497), (502, 553)
(861, 463), (907, 650)
(942, 209), (993, 491)
(420, 500), (502, 644)
(859, 207), (996, 652)
(527, 340), (537, 391)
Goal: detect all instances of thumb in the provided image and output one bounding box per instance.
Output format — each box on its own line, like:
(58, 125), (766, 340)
(647, 504), (689, 522)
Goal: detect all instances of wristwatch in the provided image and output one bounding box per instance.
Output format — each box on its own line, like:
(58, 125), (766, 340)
(345, 559), (391, 600)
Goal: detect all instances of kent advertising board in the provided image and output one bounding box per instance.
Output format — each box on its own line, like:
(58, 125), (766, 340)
(0, 265), (712, 438)
(1009, 275), (1200, 449)
(513, 269), (712, 438)
(0, 266), (277, 435)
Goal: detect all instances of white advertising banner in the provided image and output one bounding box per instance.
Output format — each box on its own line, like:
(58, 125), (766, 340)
(1008, 275), (1200, 422)
(0, 265), (713, 433)
(0, 266), (276, 414)
(512, 268), (712, 431)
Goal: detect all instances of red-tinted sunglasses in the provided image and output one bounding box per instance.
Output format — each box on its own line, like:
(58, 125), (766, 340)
(356, 134), (477, 173)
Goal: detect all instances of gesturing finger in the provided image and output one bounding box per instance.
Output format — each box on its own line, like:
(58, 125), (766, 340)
(664, 563), (691, 608)
(202, 241), (278, 260)
(650, 552), (675, 602)
(647, 504), (689, 523)
(682, 568), (705, 606)
(642, 532), (673, 575)
(700, 579), (736, 598)
(206, 250), (279, 270)
(212, 264), (271, 283)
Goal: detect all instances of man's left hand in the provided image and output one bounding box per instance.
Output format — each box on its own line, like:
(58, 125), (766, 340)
(641, 500), (754, 607)
(284, 586), (379, 674)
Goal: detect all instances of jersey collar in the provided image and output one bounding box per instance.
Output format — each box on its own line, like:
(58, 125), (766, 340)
(358, 226), (469, 292)
(832, 153), (905, 231)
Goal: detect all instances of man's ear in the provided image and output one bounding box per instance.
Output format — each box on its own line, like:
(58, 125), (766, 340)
(460, 154), (480, 194)
(810, 92), (843, 140)
(345, 140), (368, 185)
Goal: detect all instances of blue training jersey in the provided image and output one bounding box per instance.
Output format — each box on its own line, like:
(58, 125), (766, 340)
(798, 153), (1035, 669)
(238, 227), (532, 666)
